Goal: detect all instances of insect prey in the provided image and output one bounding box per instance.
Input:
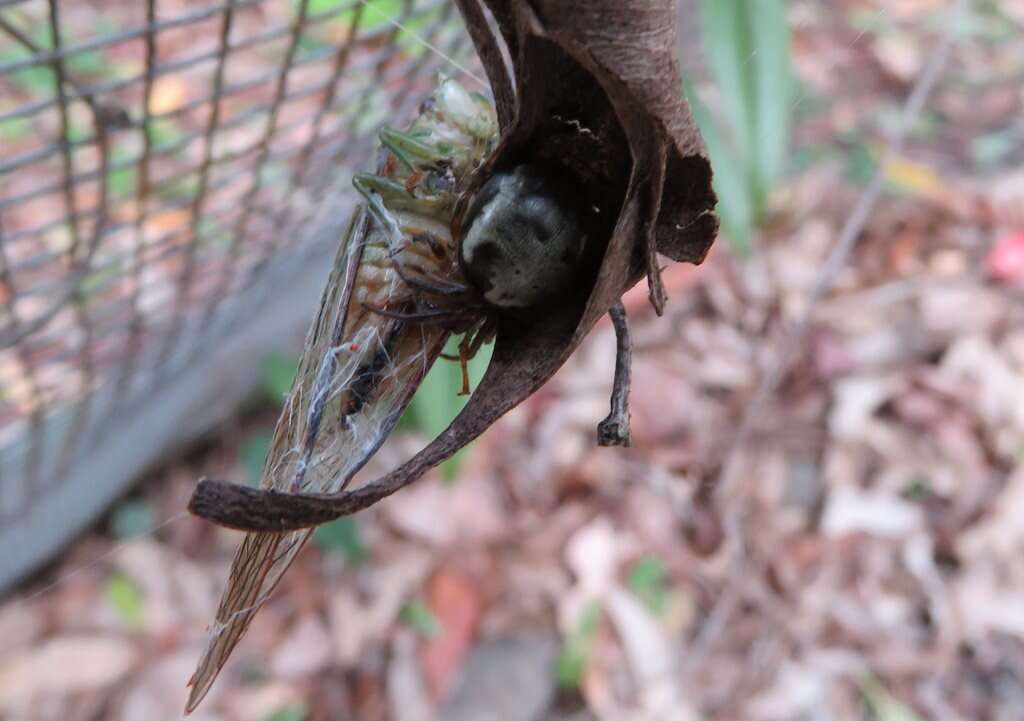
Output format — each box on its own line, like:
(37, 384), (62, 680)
(185, 77), (498, 712)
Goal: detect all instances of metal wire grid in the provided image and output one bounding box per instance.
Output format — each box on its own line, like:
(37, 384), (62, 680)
(0, 0), (477, 587)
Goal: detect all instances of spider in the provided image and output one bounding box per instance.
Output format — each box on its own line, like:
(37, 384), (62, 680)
(364, 163), (589, 396)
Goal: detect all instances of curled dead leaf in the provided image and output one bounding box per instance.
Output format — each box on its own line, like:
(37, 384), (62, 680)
(189, 0), (717, 533)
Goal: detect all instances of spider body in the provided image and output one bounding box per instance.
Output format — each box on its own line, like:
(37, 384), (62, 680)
(459, 164), (586, 308)
(366, 164), (589, 393)
(356, 87), (591, 394)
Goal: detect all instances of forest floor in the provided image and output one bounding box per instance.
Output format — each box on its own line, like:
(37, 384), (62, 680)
(4, 1), (1024, 720)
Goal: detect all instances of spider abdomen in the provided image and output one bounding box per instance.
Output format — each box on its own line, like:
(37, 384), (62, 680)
(459, 165), (586, 308)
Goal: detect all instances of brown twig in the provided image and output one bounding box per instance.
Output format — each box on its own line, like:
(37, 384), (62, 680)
(597, 302), (632, 446)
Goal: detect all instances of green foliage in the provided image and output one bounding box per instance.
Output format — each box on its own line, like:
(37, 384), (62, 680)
(331, 0), (407, 30)
(0, 24), (107, 93)
(337, 0), (445, 53)
(556, 601), (602, 688)
(146, 118), (185, 150)
(240, 431), (273, 486)
(904, 476), (930, 501)
(67, 15), (121, 77)
(313, 517), (368, 564)
(344, 84), (394, 137)
(8, 61), (55, 94)
(196, 217), (229, 247)
(0, 28), (52, 93)
(861, 678), (923, 721)
(109, 499), (155, 538)
(297, 0), (449, 58)
(627, 556), (669, 615)
(302, 0), (355, 16)
(65, 121), (91, 145)
(107, 148), (138, 198)
(262, 352), (299, 401)
(105, 573), (144, 626)
(971, 128), (1015, 168)
(402, 336), (493, 481)
(64, 48), (106, 77)
(250, 332), (486, 493)
(238, 662), (268, 684)
(238, 354), (295, 489)
(155, 175), (198, 203)
(844, 140), (877, 185)
(400, 599), (441, 637)
(0, 117), (30, 141)
(689, 0), (794, 253)
(259, 161), (291, 187)
(260, 704), (308, 721)
(81, 258), (122, 300)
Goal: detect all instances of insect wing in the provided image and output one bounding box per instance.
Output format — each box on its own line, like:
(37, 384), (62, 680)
(185, 207), (449, 711)
(186, 76), (496, 712)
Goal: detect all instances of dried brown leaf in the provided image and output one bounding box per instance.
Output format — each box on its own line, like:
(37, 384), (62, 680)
(188, 0), (717, 533)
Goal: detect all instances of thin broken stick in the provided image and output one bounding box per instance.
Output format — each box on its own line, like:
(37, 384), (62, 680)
(597, 302), (632, 446)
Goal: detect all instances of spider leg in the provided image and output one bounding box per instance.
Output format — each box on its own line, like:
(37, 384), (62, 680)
(453, 320), (496, 396)
(363, 302), (477, 325)
(463, 321), (492, 360)
(597, 302), (632, 447)
(389, 256), (475, 298)
(456, 341), (471, 396)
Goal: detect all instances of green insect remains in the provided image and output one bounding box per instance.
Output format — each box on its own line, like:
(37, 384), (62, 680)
(186, 77), (592, 711)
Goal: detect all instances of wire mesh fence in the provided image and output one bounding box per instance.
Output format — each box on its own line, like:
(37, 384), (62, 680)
(0, 0), (479, 588)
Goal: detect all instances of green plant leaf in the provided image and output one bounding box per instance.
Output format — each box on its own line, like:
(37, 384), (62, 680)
(197, 217), (229, 247)
(259, 161), (290, 187)
(403, 338), (493, 481)
(156, 175), (198, 202)
(109, 499), (155, 538)
(693, 0), (793, 246)
(260, 704), (308, 721)
(13, 65), (56, 94)
(262, 352), (298, 401)
(65, 49), (106, 77)
(556, 600), (602, 688)
(333, 0), (405, 31)
(751, 0), (793, 196)
(105, 573), (144, 626)
(698, 0), (755, 166)
(400, 599), (441, 637)
(406, 343), (464, 438)
(627, 556), (669, 615)
(845, 141), (877, 186)
(65, 121), (91, 145)
(238, 661), (268, 685)
(685, 79), (754, 253)
(302, 0), (344, 15)
(861, 678), (922, 721)
(0, 117), (30, 141)
(970, 129), (1015, 167)
(240, 432), (273, 485)
(313, 517), (368, 564)
(0, 40), (53, 94)
(108, 148), (137, 198)
(146, 118), (185, 149)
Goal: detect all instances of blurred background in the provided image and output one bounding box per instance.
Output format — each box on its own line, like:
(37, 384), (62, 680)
(2, 0), (1023, 719)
